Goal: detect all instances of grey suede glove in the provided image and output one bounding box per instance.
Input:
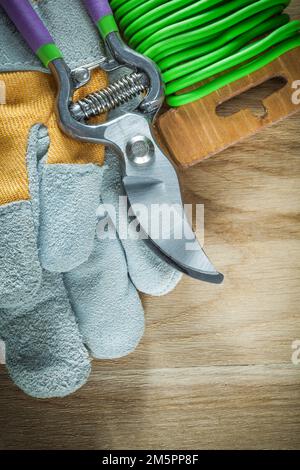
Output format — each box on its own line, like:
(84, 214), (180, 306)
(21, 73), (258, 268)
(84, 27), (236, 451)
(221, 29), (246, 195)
(0, 0), (181, 398)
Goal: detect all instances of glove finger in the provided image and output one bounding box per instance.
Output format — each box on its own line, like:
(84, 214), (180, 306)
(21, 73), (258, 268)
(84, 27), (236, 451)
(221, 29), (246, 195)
(38, 70), (107, 273)
(64, 233), (145, 360)
(0, 201), (42, 308)
(38, 159), (103, 272)
(0, 121), (46, 308)
(101, 153), (182, 296)
(122, 236), (182, 296)
(0, 270), (91, 399)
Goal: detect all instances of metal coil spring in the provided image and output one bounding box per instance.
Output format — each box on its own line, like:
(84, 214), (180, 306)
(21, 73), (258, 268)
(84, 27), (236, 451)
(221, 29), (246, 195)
(71, 72), (148, 120)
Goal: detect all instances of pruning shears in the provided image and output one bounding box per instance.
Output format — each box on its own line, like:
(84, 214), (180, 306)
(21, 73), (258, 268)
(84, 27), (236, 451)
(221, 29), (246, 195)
(0, 0), (223, 283)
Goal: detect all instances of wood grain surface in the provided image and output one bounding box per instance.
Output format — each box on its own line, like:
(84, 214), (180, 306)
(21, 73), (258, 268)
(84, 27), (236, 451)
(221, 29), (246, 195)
(0, 1), (300, 451)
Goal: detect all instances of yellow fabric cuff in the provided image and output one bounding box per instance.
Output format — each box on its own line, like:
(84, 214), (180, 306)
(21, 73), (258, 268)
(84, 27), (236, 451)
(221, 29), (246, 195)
(0, 69), (108, 205)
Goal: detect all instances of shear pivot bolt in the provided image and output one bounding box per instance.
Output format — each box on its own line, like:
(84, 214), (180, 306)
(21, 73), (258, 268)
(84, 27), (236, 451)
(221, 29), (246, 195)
(126, 136), (155, 167)
(72, 68), (90, 86)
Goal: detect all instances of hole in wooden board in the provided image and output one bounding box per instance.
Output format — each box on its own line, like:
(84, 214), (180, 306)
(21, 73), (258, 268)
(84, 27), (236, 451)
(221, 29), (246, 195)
(216, 76), (288, 118)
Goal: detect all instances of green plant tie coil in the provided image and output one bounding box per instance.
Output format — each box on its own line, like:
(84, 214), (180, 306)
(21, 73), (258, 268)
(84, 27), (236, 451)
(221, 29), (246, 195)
(110, 0), (300, 106)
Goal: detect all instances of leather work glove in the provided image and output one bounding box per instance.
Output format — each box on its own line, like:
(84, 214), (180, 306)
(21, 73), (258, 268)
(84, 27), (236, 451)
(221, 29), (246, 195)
(0, 0), (181, 398)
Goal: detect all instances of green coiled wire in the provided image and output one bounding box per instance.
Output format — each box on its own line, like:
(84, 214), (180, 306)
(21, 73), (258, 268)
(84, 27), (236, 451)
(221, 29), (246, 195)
(110, 0), (300, 107)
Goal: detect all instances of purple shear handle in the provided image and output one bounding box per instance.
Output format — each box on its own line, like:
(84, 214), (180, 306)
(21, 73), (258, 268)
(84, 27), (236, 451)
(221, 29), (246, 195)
(83, 0), (113, 23)
(0, 0), (54, 53)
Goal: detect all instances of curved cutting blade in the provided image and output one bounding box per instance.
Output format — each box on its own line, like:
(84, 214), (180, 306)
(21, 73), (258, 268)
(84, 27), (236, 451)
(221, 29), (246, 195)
(123, 174), (223, 284)
(104, 112), (223, 283)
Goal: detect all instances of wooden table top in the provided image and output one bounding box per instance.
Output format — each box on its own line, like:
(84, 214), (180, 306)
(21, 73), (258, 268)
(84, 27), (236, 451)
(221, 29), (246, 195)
(0, 1), (299, 451)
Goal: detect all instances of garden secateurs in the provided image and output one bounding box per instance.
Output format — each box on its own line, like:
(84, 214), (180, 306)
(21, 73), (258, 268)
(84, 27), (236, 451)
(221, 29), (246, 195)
(0, 0), (223, 283)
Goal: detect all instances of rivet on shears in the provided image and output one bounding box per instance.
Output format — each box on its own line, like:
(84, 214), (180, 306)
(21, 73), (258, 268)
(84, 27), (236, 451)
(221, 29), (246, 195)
(126, 136), (155, 167)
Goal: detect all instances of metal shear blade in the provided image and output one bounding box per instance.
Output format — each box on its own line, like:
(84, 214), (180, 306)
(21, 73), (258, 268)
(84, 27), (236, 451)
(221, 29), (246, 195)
(124, 176), (224, 283)
(104, 113), (223, 283)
